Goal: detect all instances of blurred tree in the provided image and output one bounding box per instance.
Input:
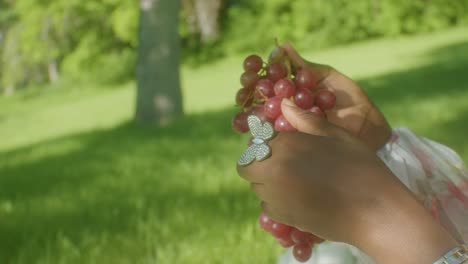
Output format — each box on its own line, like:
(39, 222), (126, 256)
(181, 0), (223, 43)
(0, 0), (18, 95)
(135, 0), (183, 125)
(1, 0), (139, 93)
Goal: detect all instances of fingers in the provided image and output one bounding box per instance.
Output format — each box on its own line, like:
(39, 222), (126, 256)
(250, 182), (265, 196)
(281, 42), (307, 69)
(250, 183), (272, 202)
(261, 201), (277, 221)
(281, 98), (345, 138)
(280, 42), (333, 83)
(237, 156), (271, 184)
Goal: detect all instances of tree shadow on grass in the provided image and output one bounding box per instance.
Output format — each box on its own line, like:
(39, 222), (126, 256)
(359, 39), (468, 108)
(356, 39), (468, 158)
(0, 108), (258, 262)
(421, 107), (468, 160)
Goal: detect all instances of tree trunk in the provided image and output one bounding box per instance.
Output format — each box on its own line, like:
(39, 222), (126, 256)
(194, 0), (222, 43)
(135, 0), (183, 125)
(48, 60), (59, 83)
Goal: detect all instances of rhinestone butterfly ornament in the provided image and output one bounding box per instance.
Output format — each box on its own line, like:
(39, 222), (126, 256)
(237, 115), (276, 166)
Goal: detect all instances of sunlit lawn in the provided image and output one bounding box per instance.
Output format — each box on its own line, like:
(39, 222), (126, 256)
(1, 27), (468, 263)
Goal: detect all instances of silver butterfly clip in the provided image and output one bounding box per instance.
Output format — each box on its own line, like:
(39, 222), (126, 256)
(237, 115), (276, 166)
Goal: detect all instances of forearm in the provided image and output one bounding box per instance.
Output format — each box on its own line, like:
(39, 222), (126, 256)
(354, 179), (458, 264)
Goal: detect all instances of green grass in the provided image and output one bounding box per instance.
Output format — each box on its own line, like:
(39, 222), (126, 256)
(1, 26), (468, 263)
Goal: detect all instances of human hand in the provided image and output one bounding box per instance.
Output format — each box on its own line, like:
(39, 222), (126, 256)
(238, 99), (457, 263)
(281, 43), (392, 151)
(238, 98), (398, 243)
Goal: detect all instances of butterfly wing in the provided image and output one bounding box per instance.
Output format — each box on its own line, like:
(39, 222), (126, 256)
(248, 115), (275, 141)
(254, 143), (271, 161)
(238, 144), (257, 166)
(260, 121), (275, 141)
(248, 115), (263, 138)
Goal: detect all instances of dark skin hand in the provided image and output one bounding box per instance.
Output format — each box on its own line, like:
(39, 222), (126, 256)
(281, 43), (392, 151)
(237, 99), (457, 264)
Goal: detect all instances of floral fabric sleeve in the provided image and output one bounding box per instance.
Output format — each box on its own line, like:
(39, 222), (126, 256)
(377, 127), (468, 243)
(278, 127), (468, 264)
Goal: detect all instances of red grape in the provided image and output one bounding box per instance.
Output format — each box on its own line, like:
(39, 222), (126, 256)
(269, 46), (286, 62)
(277, 236), (295, 248)
(254, 79), (275, 101)
(274, 115), (296, 131)
(258, 212), (274, 232)
(264, 96), (283, 119)
(309, 106), (326, 118)
(291, 229), (311, 245)
(270, 221), (293, 238)
(315, 90), (336, 110)
(243, 55), (263, 73)
(231, 112), (249, 133)
(293, 244), (312, 262)
(295, 69), (317, 90)
(251, 105), (274, 123)
(267, 62), (287, 82)
(274, 79), (295, 98)
(235, 88), (253, 107)
(240, 71), (259, 88)
(294, 88), (314, 109)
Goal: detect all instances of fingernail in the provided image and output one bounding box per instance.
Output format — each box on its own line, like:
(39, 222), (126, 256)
(281, 98), (296, 107)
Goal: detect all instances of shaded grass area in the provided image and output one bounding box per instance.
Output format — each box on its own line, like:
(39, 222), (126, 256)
(361, 38), (468, 159)
(1, 29), (468, 263)
(0, 110), (281, 263)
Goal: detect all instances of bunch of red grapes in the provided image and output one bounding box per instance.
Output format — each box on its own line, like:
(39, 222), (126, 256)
(232, 52), (336, 134)
(232, 48), (337, 262)
(258, 212), (323, 262)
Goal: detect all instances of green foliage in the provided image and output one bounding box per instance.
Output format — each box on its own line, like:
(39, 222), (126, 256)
(2, 0), (468, 93)
(221, 0), (468, 52)
(1, 0), (138, 91)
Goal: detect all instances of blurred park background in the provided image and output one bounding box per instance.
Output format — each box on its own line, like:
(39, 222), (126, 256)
(1, 0), (468, 263)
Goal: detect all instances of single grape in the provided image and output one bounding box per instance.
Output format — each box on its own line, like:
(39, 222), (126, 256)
(235, 88), (253, 107)
(240, 71), (259, 89)
(269, 46), (286, 62)
(277, 236), (295, 248)
(267, 62), (287, 82)
(232, 112), (249, 133)
(315, 90), (336, 110)
(293, 244), (312, 262)
(274, 115), (296, 131)
(294, 88), (314, 109)
(251, 105), (274, 123)
(270, 221), (293, 238)
(291, 229), (311, 245)
(258, 212), (274, 232)
(309, 106), (326, 118)
(295, 69), (317, 90)
(274, 79), (295, 98)
(264, 96), (283, 119)
(255, 79), (275, 101)
(243, 55), (263, 73)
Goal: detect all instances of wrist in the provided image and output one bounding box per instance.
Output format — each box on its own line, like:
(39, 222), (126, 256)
(371, 126), (392, 152)
(352, 176), (457, 264)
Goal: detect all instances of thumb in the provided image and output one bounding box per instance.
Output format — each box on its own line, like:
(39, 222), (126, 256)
(281, 42), (333, 82)
(281, 98), (343, 138)
(280, 42), (307, 69)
